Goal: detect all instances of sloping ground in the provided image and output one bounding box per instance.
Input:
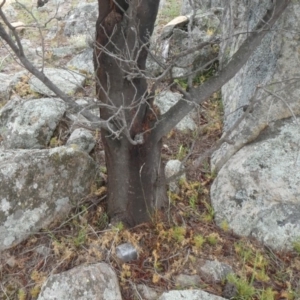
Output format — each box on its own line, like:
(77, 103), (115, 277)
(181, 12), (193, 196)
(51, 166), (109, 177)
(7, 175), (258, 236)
(1, 96), (300, 299)
(1, 0), (300, 299)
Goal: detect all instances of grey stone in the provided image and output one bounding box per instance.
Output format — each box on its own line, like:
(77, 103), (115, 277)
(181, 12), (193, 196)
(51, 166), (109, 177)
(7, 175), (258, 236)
(161, 16), (189, 40)
(67, 128), (95, 153)
(211, 118), (300, 250)
(147, 8), (221, 79)
(165, 159), (185, 192)
(136, 284), (158, 300)
(67, 48), (94, 74)
(0, 73), (12, 104)
(75, 97), (100, 118)
(37, 263), (122, 300)
(116, 242), (138, 262)
(209, 1), (300, 251)
(155, 91), (196, 131)
(64, 2), (98, 38)
(2, 4), (17, 22)
(212, 2), (300, 171)
(35, 245), (51, 257)
(200, 260), (233, 282)
(181, 0), (222, 15)
(29, 68), (85, 97)
(0, 97), (66, 149)
(51, 46), (78, 58)
(0, 146), (97, 251)
(175, 274), (200, 287)
(158, 289), (226, 300)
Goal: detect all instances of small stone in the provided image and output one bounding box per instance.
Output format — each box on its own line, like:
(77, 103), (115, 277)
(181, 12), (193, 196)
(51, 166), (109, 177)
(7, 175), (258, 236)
(222, 282), (238, 299)
(175, 274), (200, 287)
(116, 243), (138, 262)
(66, 128), (95, 153)
(136, 284), (158, 300)
(200, 260), (233, 282)
(35, 245), (51, 257)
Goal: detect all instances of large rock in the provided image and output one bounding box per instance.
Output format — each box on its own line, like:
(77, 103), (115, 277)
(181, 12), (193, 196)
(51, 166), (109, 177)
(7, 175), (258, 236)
(158, 290), (226, 300)
(199, 259), (233, 282)
(37, 263), (122, 300)
(181, 0), (222, 15)
(0, 146), (97, 251)
(165, 159), (186, 192)
(0, 97), (66, 149)
(155, 91), (196, 131)
(210, 1), (300, 250)
(29, 68), (85, 96)
(0, 73), (12, 104)
(147, 8), (222, 78)
(64, 2), (98, 41)
(211, 118), (300, 250)
(212, 1), (300, 170)
(67, 48), (94, 74)
(66, 128), (95, 153)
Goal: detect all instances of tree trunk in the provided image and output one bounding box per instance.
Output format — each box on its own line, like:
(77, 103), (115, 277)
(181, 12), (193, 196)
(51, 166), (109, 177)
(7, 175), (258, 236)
(102, 131), (166, 226)
(94, 0), (164, 226)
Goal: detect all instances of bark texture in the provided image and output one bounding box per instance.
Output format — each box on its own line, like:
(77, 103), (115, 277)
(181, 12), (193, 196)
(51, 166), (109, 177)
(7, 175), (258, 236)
(95, 0), (164, 225)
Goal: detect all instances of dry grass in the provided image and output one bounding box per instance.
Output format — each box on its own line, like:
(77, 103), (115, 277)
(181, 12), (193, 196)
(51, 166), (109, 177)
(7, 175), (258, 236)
(1, 96), (300, 300)
(1, 1), (300, 300)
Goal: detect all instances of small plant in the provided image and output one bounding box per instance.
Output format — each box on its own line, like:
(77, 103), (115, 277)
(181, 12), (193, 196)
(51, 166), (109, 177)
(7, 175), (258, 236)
(193, 234), (205, 249)
(176, 144), (188, 160)
(98, 212), (109, 229)
(260, 287), (276, 300)
(201, 200), (215, 222)
(113, 222), (124, 232)
(189, 194), (197, 210)
(234, 242), (255, 263)
(254, 267), (270, 282)
(73, 228), (87, 247)
(18, 289), (26, 300)
(227, 274), (255, 300)
(49, 136), (62, 148)
(174, 78), (188, 91)
(171, 226), (186, 243)
(206, 233), (219, 246)
(220, 220), (230, 232)
(292, 238), (300, 255)
(30, 285), (41, 299)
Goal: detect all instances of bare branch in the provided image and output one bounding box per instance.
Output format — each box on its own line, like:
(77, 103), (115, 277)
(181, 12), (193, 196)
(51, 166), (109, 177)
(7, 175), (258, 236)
(152, 0), (291, 142)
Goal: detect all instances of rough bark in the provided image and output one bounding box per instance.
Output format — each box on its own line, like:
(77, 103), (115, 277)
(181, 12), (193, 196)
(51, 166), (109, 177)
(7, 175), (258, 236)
(95, 0), (164, 225)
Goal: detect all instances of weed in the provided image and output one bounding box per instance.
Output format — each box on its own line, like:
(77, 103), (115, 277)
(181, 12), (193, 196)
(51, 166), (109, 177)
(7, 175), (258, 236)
(259, 287), (276, 300)
(189, 194), (197, 209)
(176, 144), (188, 160)
(17, 289), (26, 300)
(49, 136), (63, 148)
(207, 233), (219, 246)
(234, 242), (255, 263)
(174, 78), (188, 91)
(220, 220), (230, 232)
(114, 222), (124, 232)
(254, 267), (270, 282)
(73, 228), (87, 247)
(201, 200), (215, 222)
(30, 285), (41, 299)
(292, 238), (300, 255)
(227, 274), (255, 300)
(98, 212), (109, 229)
(171, 226), (186, 243)
(193, 234), (205, 249)
(100, 166), (107, 173)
